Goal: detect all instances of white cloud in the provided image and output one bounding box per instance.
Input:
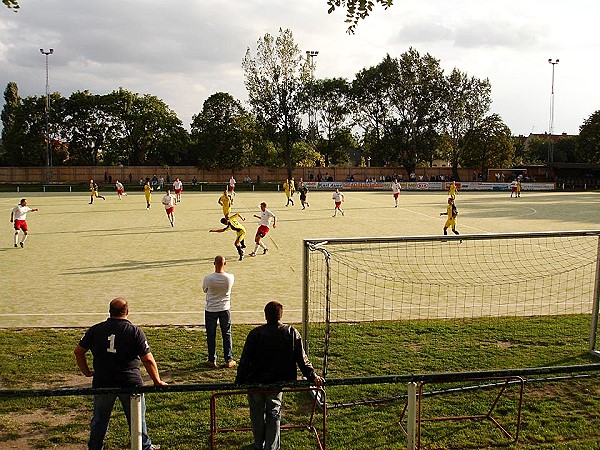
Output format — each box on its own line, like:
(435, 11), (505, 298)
(0, 0), (599, 136)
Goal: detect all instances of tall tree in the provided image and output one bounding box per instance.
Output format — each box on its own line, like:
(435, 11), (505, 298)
(1, 82), (23, 165)
(313, 77), (353, 166)
(350, 59), (394, 166)
(61, 91), (115, 165)
(577, 110), (600, 163)
(1, 84), (67, 166)
(461, 114), (514, 177)
(242, 28), (310, 179)
(441, 68), (492, 180)
(190, 92), (255, 169)
(104, 88), (189, 165)
(386, 49), (446, 175)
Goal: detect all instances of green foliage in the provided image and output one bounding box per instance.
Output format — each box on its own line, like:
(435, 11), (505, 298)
(577, 110), (600, 163)
(441, 67), (492, 179)
(104, 88), (189, 166)
(2, 0), (18, 10)
(242, 28), (311, 178)
(312, 78), (355, 166)
(291, 140), (324, 167)
(190, 92), (255, 169)
(462, 113), (515, 174)
(326, 0), (394, 33)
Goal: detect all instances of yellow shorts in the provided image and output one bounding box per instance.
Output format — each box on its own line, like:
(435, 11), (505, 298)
(444, 218), (456, 228)
(235, 229), (246, 243)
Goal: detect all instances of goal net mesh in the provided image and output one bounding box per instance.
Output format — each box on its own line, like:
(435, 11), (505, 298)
(303, 231), (600, 380)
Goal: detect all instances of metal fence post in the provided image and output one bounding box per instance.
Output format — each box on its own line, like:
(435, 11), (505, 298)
(407, 382), (417, 450)
(130, 394), (142, 450)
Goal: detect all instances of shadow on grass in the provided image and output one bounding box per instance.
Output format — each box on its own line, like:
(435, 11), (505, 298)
(60, 256), (213, 275)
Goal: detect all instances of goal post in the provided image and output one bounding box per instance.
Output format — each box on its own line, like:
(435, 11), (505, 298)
(303, 231), (600, 379)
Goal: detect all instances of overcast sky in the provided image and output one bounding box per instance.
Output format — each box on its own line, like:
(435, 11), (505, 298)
(1, 0), (598, 136)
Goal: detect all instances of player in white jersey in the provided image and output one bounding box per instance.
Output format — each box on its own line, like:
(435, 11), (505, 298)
(10, 198), (38, 248)
(332, 188), (345, 217)
(115, 180), (127, 199)
(229, 176), (236, 197)
(173, 178), (183, 202)
(249, 202), (276, 257)
(161, 189), (177, 227)
(391, 179), (401, 207)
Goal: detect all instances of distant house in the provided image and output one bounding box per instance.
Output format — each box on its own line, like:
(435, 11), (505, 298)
(519, 132), (574, 150)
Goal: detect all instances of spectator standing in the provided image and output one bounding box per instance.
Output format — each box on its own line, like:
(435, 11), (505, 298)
(235, 301), (324, 450)
(74, 297), (166, 450)
(202, 255), (236, 368)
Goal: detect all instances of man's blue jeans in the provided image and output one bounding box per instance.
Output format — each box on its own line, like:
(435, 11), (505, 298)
(248, 391), (283, 450)
(88, 393), (153, 450)
(205, 309), (233, 363)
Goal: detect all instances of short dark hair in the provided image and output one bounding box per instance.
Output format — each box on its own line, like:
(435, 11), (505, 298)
(264, 301), (283, 324)
(214, 255), (225, 267)
(220, 218), (228, 225)
(109, 298), (128, 317)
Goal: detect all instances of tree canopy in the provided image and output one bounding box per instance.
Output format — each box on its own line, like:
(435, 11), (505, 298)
(242, 29), (310, 178)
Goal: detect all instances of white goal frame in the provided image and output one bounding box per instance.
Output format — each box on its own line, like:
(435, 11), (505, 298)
(303, 231), (600, 377)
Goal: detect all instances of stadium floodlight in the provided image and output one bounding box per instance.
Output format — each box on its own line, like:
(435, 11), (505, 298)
(547, 58), (559, 171)
(40, 48), (54, 183)
(306, 51), (319, 138)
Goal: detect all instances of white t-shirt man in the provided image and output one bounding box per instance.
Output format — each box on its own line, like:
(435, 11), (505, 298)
(332, 191), (344, 203)
(12, 205), (32, 221)
(162, 193), (176, 209)
(202, 272), (235, 312)
(173, 179), (183, 191)
(259, 209), (276, 228)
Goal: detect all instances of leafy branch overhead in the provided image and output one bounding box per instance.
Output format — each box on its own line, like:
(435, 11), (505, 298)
(3, 0), (19, 10)
(2, 0), (393, 32)
(327, 0), (394, 33)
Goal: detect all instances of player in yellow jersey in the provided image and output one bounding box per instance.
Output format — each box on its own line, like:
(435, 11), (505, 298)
(448, 180), (457, 200)
(89, 179), (106, 204)
(440, 197), (459, 236)
(210, 212), (247, 260)
(283, 179), (294, 207)
(143, 181), (153, 210)
(218, 190), (233, 218)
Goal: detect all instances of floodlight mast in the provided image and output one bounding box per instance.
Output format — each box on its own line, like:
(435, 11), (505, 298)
(547, 58), (559, 173)
(40, 48), (54, 183)
(306, 51), (319, 139)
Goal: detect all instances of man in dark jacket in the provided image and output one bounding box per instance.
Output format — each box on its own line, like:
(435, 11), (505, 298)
(235, 301), (324, 450)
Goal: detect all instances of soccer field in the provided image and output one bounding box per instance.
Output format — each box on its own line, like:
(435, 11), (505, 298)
(1, 189), (599, 328)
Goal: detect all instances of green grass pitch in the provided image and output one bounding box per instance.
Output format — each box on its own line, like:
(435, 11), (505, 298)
(1, 189), (599, 328)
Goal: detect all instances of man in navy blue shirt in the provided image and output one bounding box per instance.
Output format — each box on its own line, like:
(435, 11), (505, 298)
(236, 301), (324, 450)
(74, 297), (167, 450)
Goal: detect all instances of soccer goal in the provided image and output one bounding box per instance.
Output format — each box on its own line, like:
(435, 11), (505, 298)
(302, 231), (600, 379)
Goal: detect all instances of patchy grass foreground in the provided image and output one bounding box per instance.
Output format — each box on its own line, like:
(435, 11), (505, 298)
(1, 320), (599, 449)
